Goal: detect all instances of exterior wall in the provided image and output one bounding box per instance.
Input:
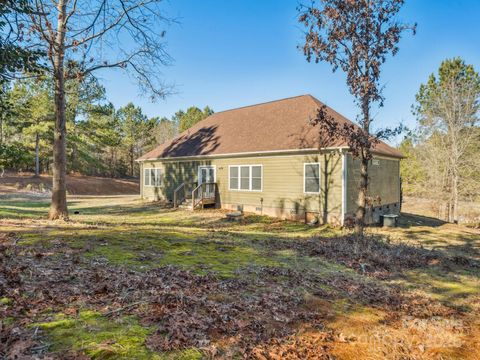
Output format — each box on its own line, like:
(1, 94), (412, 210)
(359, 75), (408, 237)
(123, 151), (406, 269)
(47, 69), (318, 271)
(141, 159), (213, 201)
(140, 151), (344, 225)
(345, 154), (401, 225)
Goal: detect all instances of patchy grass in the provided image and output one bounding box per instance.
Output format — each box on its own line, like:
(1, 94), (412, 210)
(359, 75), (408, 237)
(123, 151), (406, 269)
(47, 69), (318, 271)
(1, 193), (479, 359)
(34, 311), (201, 360)
(0, 195), (335, 277)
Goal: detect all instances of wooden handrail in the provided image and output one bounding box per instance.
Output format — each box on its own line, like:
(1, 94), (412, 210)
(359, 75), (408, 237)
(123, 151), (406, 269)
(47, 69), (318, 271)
(174, 182), (185, 192)
(191, 182), (216, 210)
(173, 182), (186, 208)
(191, 183), (202, 210)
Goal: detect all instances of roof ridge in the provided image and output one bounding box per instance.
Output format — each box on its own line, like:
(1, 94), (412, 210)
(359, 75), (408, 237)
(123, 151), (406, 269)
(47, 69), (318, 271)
(211, 94), (312, 116)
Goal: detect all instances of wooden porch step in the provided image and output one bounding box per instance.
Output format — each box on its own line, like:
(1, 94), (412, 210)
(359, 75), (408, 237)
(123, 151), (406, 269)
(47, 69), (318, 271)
(174, 182), (217, 210)
(202, 198), (216, 205)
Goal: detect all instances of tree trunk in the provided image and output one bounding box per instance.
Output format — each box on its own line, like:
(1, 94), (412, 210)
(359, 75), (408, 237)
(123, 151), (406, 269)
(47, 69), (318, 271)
(322, 153), (329, 224)
(48, 0), (68, 220)
(452, 172), (458, 223)
(0, 83), (5, 146)
(0, 113), (3, 146)
(71, 140), (77, 172)
(130, 145), (134, 177)
(34, 132), (40, 177)
(110, 149), (116, 178)
(355, 152), (368, 234)
(355, 97), (371, 236)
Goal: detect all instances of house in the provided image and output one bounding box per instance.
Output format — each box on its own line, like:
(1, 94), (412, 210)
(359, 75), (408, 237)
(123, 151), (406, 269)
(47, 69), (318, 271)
(137, 95), (402, 226)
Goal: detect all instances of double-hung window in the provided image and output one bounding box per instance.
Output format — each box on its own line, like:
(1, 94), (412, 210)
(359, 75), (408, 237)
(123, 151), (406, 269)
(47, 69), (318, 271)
(144, 168), (162, 186)
(229, 165), (262, 191)
(304, 163), (320, 193)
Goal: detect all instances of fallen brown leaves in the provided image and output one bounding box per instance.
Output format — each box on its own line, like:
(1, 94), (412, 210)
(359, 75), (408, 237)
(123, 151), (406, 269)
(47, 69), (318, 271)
(1, 232), (325, 358)
(260, 233), (479, 279)
(0, 231), (470, 359)
(251, 331), (336, 360)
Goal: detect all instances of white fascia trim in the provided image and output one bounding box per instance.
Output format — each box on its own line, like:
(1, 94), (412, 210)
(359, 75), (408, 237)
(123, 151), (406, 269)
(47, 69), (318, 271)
(137, 146), (349, 162)
(370, 153), (403, 161)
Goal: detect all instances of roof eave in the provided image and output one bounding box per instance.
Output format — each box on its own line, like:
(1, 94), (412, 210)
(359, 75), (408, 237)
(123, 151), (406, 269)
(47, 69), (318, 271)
(136, 146), (350, 162)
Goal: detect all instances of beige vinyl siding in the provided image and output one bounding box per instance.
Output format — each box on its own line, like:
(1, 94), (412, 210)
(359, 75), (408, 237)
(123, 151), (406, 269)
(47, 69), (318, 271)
(345, 153), (401, 215)
(141, 160), (214, 200)
(140, 151), (343, 221)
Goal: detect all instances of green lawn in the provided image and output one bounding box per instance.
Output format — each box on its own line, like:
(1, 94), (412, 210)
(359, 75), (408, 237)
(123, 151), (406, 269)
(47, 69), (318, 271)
(1, 194), (479, 359)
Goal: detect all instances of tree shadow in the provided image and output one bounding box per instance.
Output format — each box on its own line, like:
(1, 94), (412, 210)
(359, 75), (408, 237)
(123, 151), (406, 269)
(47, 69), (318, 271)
(5, 200), (479, 358)
(0, 198), (81, 219)
(398, 212), (447, 228)
(285, 119), (344, 224)
(159, 125), (220, 158)
(9, 215), (476, 357)
(144, 125), (220, 203)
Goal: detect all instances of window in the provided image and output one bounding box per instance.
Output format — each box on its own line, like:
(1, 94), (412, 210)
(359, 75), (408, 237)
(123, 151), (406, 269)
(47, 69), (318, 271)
(229, 165), (262, 191)
(240, 166), (250, 190)
(251, 165), (262, 191)
(144, 168), (162, 186)
(229, 166), (238, 189)
(304, 163), (320, 193)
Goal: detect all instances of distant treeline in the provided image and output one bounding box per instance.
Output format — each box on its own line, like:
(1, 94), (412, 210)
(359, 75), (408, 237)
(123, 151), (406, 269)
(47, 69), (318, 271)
(399, 58), (480, 222)
(0, 74), (213, 178)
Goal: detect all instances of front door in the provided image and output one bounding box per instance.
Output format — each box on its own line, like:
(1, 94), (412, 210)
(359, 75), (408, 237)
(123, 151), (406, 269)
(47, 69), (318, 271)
(198, 166), (216, 198)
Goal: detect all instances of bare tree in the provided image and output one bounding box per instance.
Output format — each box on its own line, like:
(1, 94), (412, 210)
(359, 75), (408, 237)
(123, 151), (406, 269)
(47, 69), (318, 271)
(415, 58), (480, 223)
(153, 117), (177, 146)
(298, 0), (415, 234)
(21, 0), (172, 219)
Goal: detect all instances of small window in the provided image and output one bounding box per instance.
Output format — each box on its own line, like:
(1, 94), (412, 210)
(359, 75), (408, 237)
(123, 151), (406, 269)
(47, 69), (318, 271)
(304, 163), (320, 193)
(144, 168), (162, 186)
(229, 165), (262, 191)
(251, 166), (262, 191)
(229, 166), (238, 190)
(144, 168), (151, 186)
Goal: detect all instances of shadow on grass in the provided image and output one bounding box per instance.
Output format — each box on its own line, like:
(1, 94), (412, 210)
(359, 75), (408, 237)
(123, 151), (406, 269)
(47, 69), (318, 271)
(0, 200), (82, 219)
(3, 195), (479, 309)
(398, 212), (446, 228)
(3, 203), (479, 358)
(7, 228), (473, 359)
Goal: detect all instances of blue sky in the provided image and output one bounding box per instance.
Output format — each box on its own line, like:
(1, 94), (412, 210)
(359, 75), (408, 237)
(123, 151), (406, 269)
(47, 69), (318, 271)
(100, 0), (480, 145)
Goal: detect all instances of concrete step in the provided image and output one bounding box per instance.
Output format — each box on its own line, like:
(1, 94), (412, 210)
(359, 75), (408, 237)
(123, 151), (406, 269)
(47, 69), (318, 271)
(178, 205), (192, 210)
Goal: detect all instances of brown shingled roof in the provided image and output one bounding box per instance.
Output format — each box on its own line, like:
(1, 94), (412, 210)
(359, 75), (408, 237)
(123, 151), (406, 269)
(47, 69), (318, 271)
(138, 95), (403, 160)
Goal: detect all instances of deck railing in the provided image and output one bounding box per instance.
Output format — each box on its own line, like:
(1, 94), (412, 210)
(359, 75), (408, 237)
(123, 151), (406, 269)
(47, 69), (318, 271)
(191, 182), (216, 210)
(173, 182), (186, 208)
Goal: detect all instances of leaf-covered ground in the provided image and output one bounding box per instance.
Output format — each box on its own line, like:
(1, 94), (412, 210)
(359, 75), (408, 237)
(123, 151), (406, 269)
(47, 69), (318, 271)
(1, 194), (479, 359)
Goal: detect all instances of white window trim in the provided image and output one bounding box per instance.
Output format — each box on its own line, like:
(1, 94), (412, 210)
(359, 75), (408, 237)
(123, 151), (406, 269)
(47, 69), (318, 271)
(228, 164), (263, 192)
(144, 168), (162, 187)
(197, 165), (216, 184)
(303, 162), (321, 194)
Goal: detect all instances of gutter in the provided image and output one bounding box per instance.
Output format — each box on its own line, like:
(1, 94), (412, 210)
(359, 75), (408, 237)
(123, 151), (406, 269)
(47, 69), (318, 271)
(136, 146), (350, 162)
